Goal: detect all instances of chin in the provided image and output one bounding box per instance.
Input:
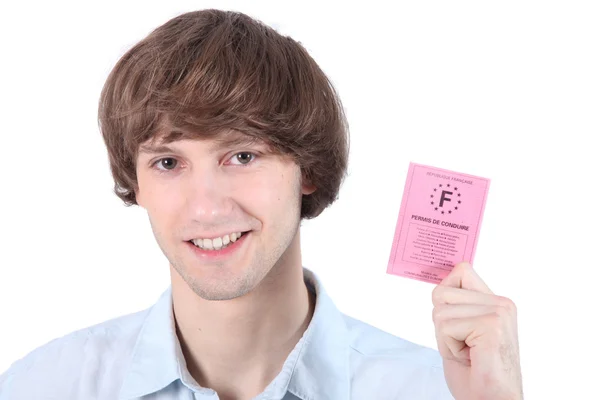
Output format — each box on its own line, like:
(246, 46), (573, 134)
(181, 266), (260, 301)
(189, 280), (255, 301)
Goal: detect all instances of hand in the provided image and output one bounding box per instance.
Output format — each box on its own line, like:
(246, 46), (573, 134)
(432, 262), (523, 400)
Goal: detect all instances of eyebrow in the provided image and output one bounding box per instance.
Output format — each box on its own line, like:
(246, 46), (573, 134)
(138, 144), (179, 155)
(138, 134), (262, 155)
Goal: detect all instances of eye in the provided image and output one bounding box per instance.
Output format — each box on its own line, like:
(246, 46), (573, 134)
(228, 152), (256, 165)
(152, 157), (178, 172)
(150, 152), (257, 174)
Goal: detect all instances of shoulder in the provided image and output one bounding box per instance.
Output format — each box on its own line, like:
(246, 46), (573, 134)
(0, 307), (150, 399)
(343, 314), (443, 367)
(342, 314), (454, 399)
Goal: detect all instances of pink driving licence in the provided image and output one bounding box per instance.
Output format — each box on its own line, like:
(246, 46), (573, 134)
(387, 162), (490, 284)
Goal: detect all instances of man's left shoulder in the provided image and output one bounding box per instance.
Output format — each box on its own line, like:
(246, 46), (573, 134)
(342, 314), (454, 399)
(343, 314), (443, 367)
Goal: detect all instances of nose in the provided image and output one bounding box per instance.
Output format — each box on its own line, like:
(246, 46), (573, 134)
(184, 166), (234, 219)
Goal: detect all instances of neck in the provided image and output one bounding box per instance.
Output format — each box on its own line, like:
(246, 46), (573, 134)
(170, 232), (315, 400)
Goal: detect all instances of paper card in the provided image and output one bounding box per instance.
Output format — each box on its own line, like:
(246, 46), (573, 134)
(387, 162), (490, 284)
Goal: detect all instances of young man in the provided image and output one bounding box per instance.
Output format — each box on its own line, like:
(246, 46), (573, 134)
(0, 9), (523, 400)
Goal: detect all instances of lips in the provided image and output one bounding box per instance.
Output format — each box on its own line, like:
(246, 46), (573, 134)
(189, 231), (250, 249)
(187, 230), (250, 259)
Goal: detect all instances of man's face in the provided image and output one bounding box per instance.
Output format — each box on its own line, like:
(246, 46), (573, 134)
(135, 130), (316, 301)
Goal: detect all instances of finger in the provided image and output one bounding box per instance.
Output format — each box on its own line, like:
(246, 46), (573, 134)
(434, 324), (471, 365)
(432, 304), (497, 323)
(435, 312), (518, 371)
(436, 315), (484, 347)
(432, 286), (500, 307)
(438, 261), (493, 294)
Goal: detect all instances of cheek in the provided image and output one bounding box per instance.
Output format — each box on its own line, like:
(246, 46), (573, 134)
(241, 169), (298, 208)
(143, 186), (183, 224)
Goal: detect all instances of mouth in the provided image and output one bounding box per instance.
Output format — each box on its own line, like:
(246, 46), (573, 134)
(186, 231), (251, 259)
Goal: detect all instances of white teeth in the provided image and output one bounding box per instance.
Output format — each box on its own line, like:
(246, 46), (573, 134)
(192, 232), (244, 250)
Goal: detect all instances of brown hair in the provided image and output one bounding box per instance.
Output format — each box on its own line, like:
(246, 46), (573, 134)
(98, 9), (349, 219)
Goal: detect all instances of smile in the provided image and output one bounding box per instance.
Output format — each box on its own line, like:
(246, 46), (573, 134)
(190, 231), (250, 250)
(187, 231), (251, 259)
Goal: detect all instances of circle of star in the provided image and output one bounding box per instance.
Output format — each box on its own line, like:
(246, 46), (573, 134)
(431, 183), (461, 214)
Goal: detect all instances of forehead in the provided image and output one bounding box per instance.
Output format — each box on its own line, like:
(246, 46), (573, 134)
(138, 129), (265, 156)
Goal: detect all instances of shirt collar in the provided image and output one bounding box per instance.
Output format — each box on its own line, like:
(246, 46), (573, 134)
(285, 268), (350, 400)
(118, 287), (181, 399)
(119, 268), (350, 400)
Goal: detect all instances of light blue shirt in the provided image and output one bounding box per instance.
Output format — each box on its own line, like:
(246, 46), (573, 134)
(0, 268), (454, 399)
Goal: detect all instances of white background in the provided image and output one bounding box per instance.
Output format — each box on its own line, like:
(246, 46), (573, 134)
(1, 1), (598, 398)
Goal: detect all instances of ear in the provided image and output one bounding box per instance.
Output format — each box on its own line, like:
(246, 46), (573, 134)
(299, 167), (317, 195)
(134, 185), (145, 209)
(301, 181), (317, 196)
